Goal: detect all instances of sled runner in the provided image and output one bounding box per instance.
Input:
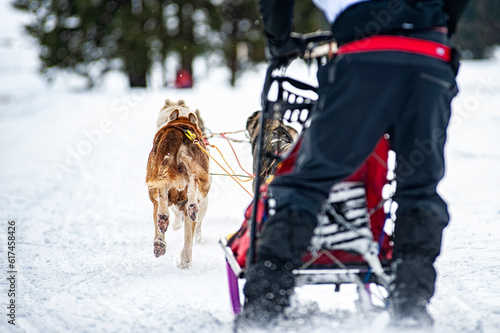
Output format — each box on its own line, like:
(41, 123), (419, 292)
(219, 33), (395, 316)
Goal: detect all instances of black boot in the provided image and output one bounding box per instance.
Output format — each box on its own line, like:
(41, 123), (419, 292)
(389, 257), (435, 327)
(235, 260), (295, 329)
(236, 209), (316, 329)
(389, 209), (447, 327)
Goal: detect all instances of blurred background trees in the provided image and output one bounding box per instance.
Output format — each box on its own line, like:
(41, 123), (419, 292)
(12, 0), (216, 87)
(212, 0), (264, 87)
(11, 0), (327, 88)
(13, 0), (497, 88)
(453, 0), (500, 59)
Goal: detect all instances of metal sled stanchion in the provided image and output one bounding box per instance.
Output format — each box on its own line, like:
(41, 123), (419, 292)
(246, 62), (277, 268)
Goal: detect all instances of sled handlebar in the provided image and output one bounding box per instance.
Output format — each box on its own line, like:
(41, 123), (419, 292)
(261, 31), (335, 110)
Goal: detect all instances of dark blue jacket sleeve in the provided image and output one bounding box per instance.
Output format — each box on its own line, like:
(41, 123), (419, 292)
(259, 0), (295, 46)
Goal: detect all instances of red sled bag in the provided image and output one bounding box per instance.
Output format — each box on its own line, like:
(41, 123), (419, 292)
(227, 135), (393, 270)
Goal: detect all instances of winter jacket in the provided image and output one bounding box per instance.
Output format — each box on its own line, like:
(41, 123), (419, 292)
(259, 0), (470, 46)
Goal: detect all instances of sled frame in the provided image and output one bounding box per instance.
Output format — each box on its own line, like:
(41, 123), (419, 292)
(222, 33), (392, 316)
(220, 238), (391, 315)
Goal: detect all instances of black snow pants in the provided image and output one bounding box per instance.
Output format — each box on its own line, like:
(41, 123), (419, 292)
(264, 30), (458, 300)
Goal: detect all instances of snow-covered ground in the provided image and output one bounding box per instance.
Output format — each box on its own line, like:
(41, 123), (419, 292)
(1, 4), (499, 333)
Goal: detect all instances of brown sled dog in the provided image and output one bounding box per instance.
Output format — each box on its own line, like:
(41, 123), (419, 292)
(246, 110), (298, 185)
(146, 99), (210, 268)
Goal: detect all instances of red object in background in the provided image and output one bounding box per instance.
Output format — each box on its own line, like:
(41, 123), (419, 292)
(175, 68), (193, 88)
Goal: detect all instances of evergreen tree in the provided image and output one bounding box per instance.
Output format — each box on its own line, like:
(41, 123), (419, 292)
(112, 0), (164, 87)
(11, 0), (329, 88)
(208, 0), (327, 87)
(162, 1), (219, 77)
(453, 0), (500, 59)
(12, 0), (166, 87)
(213, 0), (265, 87)
(12, 0), (113, 86)
(12, 0), (222, 87)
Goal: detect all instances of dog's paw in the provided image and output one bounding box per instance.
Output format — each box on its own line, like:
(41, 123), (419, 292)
(158, 214), (169, 233)
(179, 248), (192, 268)
(188, 204), (198, 221)
(178, 259), (191, 269)
(153, 239), (166, 258)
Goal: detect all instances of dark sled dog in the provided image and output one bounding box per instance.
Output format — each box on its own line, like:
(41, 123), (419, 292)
(246, 110), (298, 185)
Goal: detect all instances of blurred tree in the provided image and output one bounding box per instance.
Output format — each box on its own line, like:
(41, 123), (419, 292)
(12, 0), (164, 87)
(453, 0), (500, 59)
(162, 1), (219, 79)
(12, 0), (111, 86)
(213, 0), (265, 87)
(206, 0), (328, 87)
(293, 0), (330, 33)
(12, 0), (232, 87)
(11, 0), (330, 88)
(111, 0), (164, 87)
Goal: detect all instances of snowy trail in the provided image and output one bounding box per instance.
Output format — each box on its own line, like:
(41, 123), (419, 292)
(1, 10), (500, 333)
(0, 51), (259, 332)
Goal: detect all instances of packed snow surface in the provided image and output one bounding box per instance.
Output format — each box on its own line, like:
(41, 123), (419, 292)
(1, 4), (499, 333)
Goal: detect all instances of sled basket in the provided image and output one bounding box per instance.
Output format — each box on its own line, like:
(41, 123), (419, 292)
(264, 75), (318, 126)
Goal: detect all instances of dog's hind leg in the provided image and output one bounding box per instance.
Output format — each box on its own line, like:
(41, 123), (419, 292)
(157, 187), (170, 234)
(179, 214), (196, 268)
(186, 176), (200, 222)
(194, 195), (208, 244)
(156, 187), (172, 257)
(150, 188), (167, 258)
(179, 177), (199, 267)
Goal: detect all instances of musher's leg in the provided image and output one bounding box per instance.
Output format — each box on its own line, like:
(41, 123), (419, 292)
(389, 53), (458, 325)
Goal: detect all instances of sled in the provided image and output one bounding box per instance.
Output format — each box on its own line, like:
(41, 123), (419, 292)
(219, 34), (395, 316)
